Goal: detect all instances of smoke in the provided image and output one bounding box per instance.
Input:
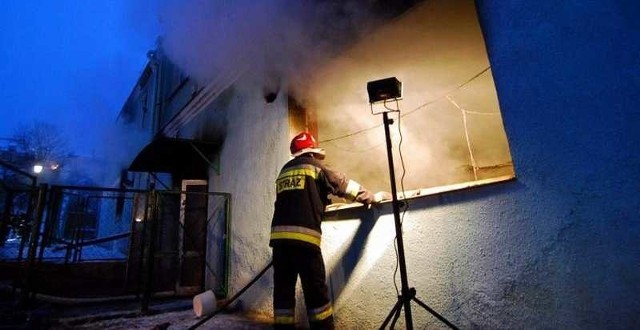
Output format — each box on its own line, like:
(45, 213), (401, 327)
(305, 0), (514, 192)
(151, 0), (513, 192)
(90, 121), (149, 187)
(157, 0), (381, 98)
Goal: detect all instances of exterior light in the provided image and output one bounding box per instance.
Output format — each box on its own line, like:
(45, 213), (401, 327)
(366, 77), (402, 103)
(33, 164), (44, 174)
(135, 217), (143, 222)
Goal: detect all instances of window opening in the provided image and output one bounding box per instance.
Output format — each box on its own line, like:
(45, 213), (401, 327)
(299, 0), (514, 204)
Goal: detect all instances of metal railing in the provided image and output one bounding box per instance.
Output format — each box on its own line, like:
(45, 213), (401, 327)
(0, 169), (231, 309)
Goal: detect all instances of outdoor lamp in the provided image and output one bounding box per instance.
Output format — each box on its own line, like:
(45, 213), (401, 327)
(33, 164), (43, 174)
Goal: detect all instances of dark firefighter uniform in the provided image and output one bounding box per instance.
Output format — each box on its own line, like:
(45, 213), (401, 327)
(270, 135), (374, 330)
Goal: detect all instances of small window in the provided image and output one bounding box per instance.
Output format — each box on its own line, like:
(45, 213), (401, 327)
(301, 1), (514, 201)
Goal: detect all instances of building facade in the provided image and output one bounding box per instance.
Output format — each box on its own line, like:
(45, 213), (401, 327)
(117, 0), (639, 328)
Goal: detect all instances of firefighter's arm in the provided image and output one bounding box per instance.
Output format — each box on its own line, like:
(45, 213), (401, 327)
(323, 167), (376, 204)
(346, 180), (375, 205)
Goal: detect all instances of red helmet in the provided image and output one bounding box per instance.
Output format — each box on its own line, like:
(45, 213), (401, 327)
(290, 132), (325, 159)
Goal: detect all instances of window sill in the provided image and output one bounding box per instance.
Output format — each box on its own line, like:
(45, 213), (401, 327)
(324, 174), (516, 214)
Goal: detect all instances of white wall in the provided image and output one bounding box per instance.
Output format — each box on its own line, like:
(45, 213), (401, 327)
(207, 77), (289, 317)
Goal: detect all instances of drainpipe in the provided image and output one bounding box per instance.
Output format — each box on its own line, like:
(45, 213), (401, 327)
(147, 48), (163, 137)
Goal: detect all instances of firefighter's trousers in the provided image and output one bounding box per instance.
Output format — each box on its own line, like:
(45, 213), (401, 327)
(272, 246), (334, 330)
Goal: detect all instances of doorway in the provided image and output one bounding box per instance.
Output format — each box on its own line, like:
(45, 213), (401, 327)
(176, 180), (207, 295)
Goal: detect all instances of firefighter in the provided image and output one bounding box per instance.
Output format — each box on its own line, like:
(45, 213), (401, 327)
(270, 131), (379, 330)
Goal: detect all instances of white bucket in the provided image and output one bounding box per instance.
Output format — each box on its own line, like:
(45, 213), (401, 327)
(193, 290), (217, 317)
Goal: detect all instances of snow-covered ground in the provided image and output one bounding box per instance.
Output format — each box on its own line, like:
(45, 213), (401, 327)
(2, 238), (275, 328)
(1, 239), (126, 262)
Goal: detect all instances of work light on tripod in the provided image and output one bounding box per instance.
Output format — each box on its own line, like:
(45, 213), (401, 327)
(367, 77), (457, 330)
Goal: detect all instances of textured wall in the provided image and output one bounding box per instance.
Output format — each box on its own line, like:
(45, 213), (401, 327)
(469, 1), (640, 328)
(211, 1), (640, 328)
(206, 79), (288, 317)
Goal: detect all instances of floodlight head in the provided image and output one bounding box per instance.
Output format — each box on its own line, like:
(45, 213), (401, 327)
(367, 77), (402, 103)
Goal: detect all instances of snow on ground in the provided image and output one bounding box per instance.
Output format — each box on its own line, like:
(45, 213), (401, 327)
(1, 239), (126, 262)
(2, 239), (274, 329)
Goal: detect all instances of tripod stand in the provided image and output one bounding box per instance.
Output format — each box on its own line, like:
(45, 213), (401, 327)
(378, 110), (458, 330)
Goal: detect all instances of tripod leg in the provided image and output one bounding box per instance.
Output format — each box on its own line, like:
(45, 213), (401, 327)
(379, 298), (403, 330)
(411, 296), (459, 330)
(390, 305), (403, 329)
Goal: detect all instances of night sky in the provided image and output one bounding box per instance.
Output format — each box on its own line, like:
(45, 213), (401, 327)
(0, 1), (160, 156)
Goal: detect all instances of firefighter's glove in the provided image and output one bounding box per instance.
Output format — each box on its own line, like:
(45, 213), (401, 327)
(373, 191), (392, 203)
(357, 190), (376, 205)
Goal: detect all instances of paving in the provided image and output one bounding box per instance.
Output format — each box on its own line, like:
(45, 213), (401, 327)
(0, 247), (274, 330)
(0, 290), (273, 329)
(51, 309), (273, 329)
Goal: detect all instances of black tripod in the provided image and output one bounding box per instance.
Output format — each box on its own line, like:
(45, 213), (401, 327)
(379, 111), (458, 330)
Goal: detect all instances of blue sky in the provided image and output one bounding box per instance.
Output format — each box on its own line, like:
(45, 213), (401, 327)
(0, 1), (160, 156)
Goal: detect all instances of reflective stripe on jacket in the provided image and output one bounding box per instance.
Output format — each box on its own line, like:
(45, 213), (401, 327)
(271, 225), (322, 248)
(270, 154), (368, 250)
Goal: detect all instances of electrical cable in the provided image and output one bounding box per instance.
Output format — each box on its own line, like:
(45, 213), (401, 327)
(396, 100), (409, 226)
(382, 99), (410, 298)
(397, 105), (409, 228)
(400, 66), (491, 118)
(188, 260), (274, 330)
(319, 66), (491, 145)
(393, 235), (400, 295)
(324, 139), (386, 154)
(396, 103), (410, 296)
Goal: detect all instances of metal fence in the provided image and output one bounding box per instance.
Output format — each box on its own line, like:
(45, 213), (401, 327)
(0, 159), (38, 258)
(0, 166), (231, 308)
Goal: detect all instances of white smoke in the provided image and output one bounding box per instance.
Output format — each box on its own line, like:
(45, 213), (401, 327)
(156, 0), (381, 98)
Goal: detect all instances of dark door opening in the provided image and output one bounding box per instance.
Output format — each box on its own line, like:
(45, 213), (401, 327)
(176, 180), (207, 295)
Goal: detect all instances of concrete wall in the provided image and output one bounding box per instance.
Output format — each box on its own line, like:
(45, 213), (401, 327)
(470, 1), (640, 328)
(208, 1), (639, 329)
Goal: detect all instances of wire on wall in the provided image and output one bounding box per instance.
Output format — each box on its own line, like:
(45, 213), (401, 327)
(446, 95), (478, 180)
(319, 66), (491, 145)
